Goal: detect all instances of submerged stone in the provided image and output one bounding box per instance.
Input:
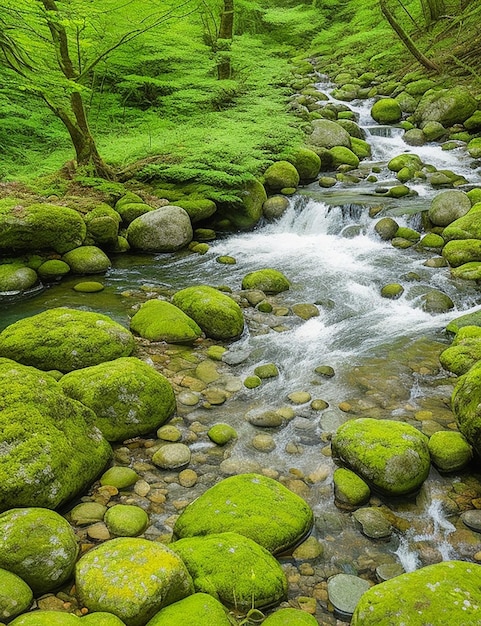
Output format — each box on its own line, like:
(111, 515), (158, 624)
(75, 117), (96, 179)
(328, 573), (371, 617)
(170, 532), (287, 612)
(75, 538), (194, 626)
(173, 473), (313, 554)
(352, 561), (481, 625)
(332, 418), (430, 496)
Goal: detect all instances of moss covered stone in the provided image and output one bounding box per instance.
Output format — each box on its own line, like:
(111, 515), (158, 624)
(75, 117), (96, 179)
(451, 262), (481, 280)
(172, 285), (244, 340)
(452, 360), (481, 455)
(242, 269), (290, 294)
(171, 532), (287, 612)
(417, 233), (445, 250)
(100, 466), (139, 489)
(60, 357), (175, 441)
(145, 593), (230, 626)
(262, 608), (318, 625)
(173, 473), (313, 554)
(350, 137), (371, 159)
(329, 146), (360, 168)
(428, 431), (472, 472)
(443, 203), (481, 241)
(333, 468), (370, 507)
(440, 325), (481, 375)
(414, 87), (477, 126)
(10, 612), (81, 625)
(254, 363), (279, 379)
(443, 239), (481, 267)
(37, 260), (71, 281)
(387, 154), (422, 173)
(0, 307), (134, 372)
(62, 246), (111, 274)
(76, 538), (193, 626)
(309, 119), (351, 149)
(0, 568), (33, 621)
(84, 205), (121, 247)
(422, 289), (454, 313)
(428, 190), (471, 227)
(244, 375), (262, 388)
(374, 218), (399, 241)
(371, 98), (402, 124)
(173, 198), (217, 223)
(0, 199), (86, 254)
(0, 508), (78, 594)
(130, 299), (202, 343)
(0, 263), (38, 291)
(263, 161), (300, 191)
(82, 613), (126, 625)
(0, 358), (111, 511)
(207, 423), (237, 445)
(380, 283), (404, 299)
(332, 418), (430, 496)
(73, 281), (105, 292)
(446, 309), (481, 334)
(104, 504), (149, 537)
(285, 147), (321, 181)
(352, 561), (481, 625)
(127, 206), (193, 252)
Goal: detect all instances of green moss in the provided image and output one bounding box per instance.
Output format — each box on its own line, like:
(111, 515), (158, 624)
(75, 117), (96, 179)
(388, 154), (423, 173)
(172, 199), (217, 223)
(241, 269), (290, 294)
(443, 239), (481, 267)
(395, 227), (420, 242)
(73, 281), (105, 292)
(37, 259), (71, 280)
(207, 424), (237, 446)
(284, 148), (321, 181)
(104, 505), (149, 537)
(130, 299), (202, 343)
(100, 467), (139, 489)
(371, 98), (402, 124)
(446, 310), (481, 334)
(173, 473), (313, 554)
(333, 468), (370, 507)
(59, 357), (175, 441)
(428, 431), (472, 472)
(440, 326), (481, 375)
(350, 137), (371, 159)
(452, 360), (481, 455)
(329, 146), (360, 168)
(172, 285), (244, 340)
(0, 263), (38, 291)
(254, 363), (279, 379)
(84, 205), (121, 247)
(170, 532), (287, 612)
(0, 568), (33, 621)
(81, 613), (126, 625)
(145, 593), (230, 626)
(62, 246), (111, 274)
(11, 612), (81, 625)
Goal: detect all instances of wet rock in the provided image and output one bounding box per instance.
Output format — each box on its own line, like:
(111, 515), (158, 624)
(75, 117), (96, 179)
(352, 561), (481, 625)
(0, 308), (134, 372)
(264, 161), (300, 191)
(332, 418), (430, 496)
(318, 176), (337, 187)
(428, 431), (472, 472)
(69, 502), (108, 526)
(375, 562), (405, 581)
(172, 285), (244, 340)
(422, 121), (446, 141)
(263, 195), (290, 220)
(127, 205), (193, 252)
(195, 359), (220, 383)
(380, 283), (404, 299)
(244, 375), (262, 388)
(421, 289), (454, 313)
(262, 608), (318, 625)
(252, 433), (276, 452)
(414, 87), (477, 126)
(254, 363), (279, 378)
(72, 280), (104, 292)
(452, 360), (481, 455)
(440, 326), (481, 375)
(291, 303), (319, 319)
(216, 255), (236, 264)
(388, 153), (423, 172)
(152, 443), (191, 470)
(157, 424), (182, 442)
(173, 473), (313, 554)
(104, 504), (149, 537)
(76, 537), (193, 626)
(60, 357), (175, 441)
(309, 119), (351, 149)
(177, 391), (200, 406)
(242, 269), (290, 294)
(0, 568), (33, 622)
(428, 190), (471, 227)
(207, 423), (237, 445)
(333, 468), (370, 508)
(202, 388), (229, 405)
(352, 507), (392, 539)
(374, 217), (399, 240)
(100, 467), (139, 489)
(371, 98), (401, 124)
(315, 365), (335, 377)
(171, 532), (287, 612)
(0, 263), (38, 291)
(130, 299), (202, 343)
(0, 508), (78, 594)
(248, 410), (284, 428)
(311, 399), (329, 411)
(145, 593), (231, 626)
(288, 391), (312, 404)
(327, 573), (371, 617)
(62, 245), (111, 274)
(10, 611), (81, 625)
(446, 309), (481, 334)
(461, 510), (481, 533)
(178, 469), (198, 488)
(403, 128), (425, 146)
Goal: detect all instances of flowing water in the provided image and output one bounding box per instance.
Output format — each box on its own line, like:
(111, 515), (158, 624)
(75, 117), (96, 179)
(3, 78), (481, 612)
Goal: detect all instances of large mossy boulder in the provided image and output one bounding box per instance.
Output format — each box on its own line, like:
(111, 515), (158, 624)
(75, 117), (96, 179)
(0, 568), (33, 621)
(262, 609), (318, 625)
(414, 87), (477, 126)
(443, 239), (481, 267)
(352, 561), (481, 625)
(452, 360), (481, 455)
(172, 198), (217, 224)
(75, 538), (194, 626)
(0, 358), (111, 511)
(62, 245), (111, 274)
(84, 205), (121, 247)
(170, 532), (287, 612)
(145, 593), (231, 626)
(0, 508), (78, 594)
(0, 199), (86, 254)
(387, 153), (423, 173)
(264, 161), (300, 191)
(231, 179), (267, 230)
(332, 418), (430, 496)
(428, 431), (472, 472)
(172, 285), (244, 340)
(0, 263), (38, 292)
(130, 299), (202, 343)
(115, 193), (154, 225)
(241, 269), (290, 294)
(371, 98), (402, 124)
(440, 326), (481, 375)
(442, 203), (481, 240)
(0, 307), (134, 372)
(59, 357), (175, 441)
(428, 190), (472, 227)
(446, 308), (481, 334)
(127, 206), (193, 252)
(173, 473), (313, 554)
(10, 612), (82, 625)
(309, 119), (351, 149)
(285, 147), (321, 181)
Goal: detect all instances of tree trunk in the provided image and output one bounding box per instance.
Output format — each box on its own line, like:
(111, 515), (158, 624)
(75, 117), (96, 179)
(380, 0), (439, 71)
(426, 0), (445, 20)
(217, 0), (234, 80)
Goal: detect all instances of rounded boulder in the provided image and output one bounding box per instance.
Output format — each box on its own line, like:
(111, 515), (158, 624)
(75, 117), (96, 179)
(264, 161), (300, 191)
(371, 98), (402, 124)
(127, 206), (193, 252)
(130, 299), (202, 343)
(145, 593), (231, 626)
(428, 190), (471, 227)
(62, 246), (111, 274)
(241, 269), (290, 294)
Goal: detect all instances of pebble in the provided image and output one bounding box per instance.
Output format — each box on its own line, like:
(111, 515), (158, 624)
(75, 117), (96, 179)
(248, 410), (284, 428)
(152, 443), (191, 469)
(202, 388), (229, 404)
(178, 469), (198, 488)
(252, 433), (276, 452)
(288, 391), (312, 404)
(86, 522), (111, 541)
(352, 507), (393, 539)
(327, 573), (371, 616)
(100, 467), (138, 489)
(156, 425), (182, 442)
(177, 391), (200, 406)
(375, 563), (405, 581)
(293, 536), (324, 560)
(69, 502), (107, 526)
(311, 399), (329, 410)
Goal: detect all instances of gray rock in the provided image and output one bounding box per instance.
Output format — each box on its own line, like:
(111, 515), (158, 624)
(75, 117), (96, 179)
(327, 573), (371, 616)
(309, 119), (351, 149)
(352, 507), (392, 539)
(152, 443), (191, 469)
(461, 510), (481, 533)
(127, 205), (193, 252)
(428, 190), (471, 227)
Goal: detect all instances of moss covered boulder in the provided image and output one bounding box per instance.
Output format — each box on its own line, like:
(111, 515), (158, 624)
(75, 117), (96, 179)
(309, 119), (351, 149)
(0, 508), (78, 594)
(0, 358), (111, 511)
(446, 309), (481, 334)
(387, 154), (422, 173)
(104, 504), (149, 537)
(59, 357), (175, 441)
(130, 299), (202, 343)
(285, 147), (321, 181)
(352, 561), (481, 625)
(172, 285), (244, 340)
(428, 190), (471, 227)
(0, 307), (134, 372)
(0, 263), (38, 292)
(82, 613), (127, 626)
(332, 418), (430, 496)
(84, 205), (121, 247)
(262, 608), (318, 625)
(371, 98), (402, 124)
(127, 206), (193, 252)
(37, 259), (71, 281)
(173, 473), (313, 554)
(226, 179), (267, 231)
(440, 325), (481, 375)
(0, 568), (33, 621)
(443, 203), (481, 240)
(452, 360), (481, 455)
(443, 239), (481, 267)
(414, 87), (477, 126)
(171, 532), (287, 612)
(0, 199), (86, 254)
(75, 538), (194, 626)
(333, 468), (370, 508)
(62, 246), (111, 274)
(11, 612), (81, 625)
(173, 198), (217, 224)
(115, 193), (154, 224)
(145, 593), (231, 626)
(241, 269), (290, 294)
(329, 146), (360, 168)
(264, 161), (300, 191)
(428, 431), (472, 472)
(263, 195), (290, 220)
